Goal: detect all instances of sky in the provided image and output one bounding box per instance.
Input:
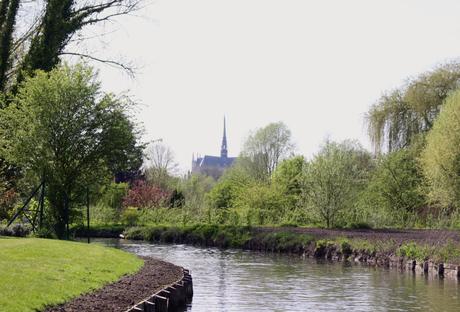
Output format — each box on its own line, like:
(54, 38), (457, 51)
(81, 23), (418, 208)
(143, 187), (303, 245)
(74, 0), (460, 173)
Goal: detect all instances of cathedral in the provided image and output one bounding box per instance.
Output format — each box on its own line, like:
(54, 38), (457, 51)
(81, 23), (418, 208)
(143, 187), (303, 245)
(192, 118), (237, 179)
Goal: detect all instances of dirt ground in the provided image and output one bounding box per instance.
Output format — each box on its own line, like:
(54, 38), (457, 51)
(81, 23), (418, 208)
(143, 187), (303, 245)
(45, 257), (183, 312)
(256, 227), (460, 245)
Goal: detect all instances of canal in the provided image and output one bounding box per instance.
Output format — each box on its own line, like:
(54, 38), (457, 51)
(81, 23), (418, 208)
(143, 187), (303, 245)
(95, 239), (460, 312)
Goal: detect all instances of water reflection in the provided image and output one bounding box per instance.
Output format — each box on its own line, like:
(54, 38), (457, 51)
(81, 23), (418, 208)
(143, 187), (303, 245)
(93, 239), (460, 312)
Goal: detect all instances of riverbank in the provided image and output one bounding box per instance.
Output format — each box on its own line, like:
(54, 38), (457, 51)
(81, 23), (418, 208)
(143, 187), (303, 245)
(45, 257), (184, 312)
(0, 237), (143, 312)
(117, 224), (460, 278)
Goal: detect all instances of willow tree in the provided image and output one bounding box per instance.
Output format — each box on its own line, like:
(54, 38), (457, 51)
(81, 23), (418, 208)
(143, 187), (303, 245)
(366, 63), (460, 154)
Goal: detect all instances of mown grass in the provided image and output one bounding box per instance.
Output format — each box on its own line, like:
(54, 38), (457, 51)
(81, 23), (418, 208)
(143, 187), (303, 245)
(0, 237), (143, 312)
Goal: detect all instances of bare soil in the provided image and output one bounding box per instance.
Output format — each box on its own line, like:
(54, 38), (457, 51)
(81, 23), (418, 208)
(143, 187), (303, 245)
(256, 227), (460, 245)
(45, 257), (183, 312)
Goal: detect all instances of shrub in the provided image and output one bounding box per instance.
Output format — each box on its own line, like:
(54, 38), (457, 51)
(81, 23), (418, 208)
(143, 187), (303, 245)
(123, 180), (171, 209)
(0, 223), (32, 237)
(121, 208), (139, 226)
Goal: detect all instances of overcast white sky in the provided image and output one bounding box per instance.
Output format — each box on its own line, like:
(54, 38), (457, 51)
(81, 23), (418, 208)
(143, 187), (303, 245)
(76, 0), (460, 172)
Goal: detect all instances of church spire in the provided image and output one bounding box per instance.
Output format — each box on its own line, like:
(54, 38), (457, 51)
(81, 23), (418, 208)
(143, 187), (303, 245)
(221, 116), (228, 158)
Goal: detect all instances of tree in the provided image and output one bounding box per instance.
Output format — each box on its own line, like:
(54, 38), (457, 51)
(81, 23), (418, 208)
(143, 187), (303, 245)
(234, 182), (287, 225)
(271, 155), (306, 209)
(0, 0), (19, 91)
(0, 0), (143, 93)
(240, 122), (294, 180)
(144, 142), (178, 189)
(179, 173), (215, 209)
(0, 63), (144, 238)
(206, 165), (254, 209)
(366, 63), (460, 154)
(302, 140), (372, 228)
(421, 89), (460, 210)
(364, 148), (425, 226)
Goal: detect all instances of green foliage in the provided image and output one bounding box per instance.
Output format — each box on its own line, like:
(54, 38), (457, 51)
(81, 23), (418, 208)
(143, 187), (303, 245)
(271, 156), (305, 209)
(235, 182), (288, 225)
(363, 148), (425, 227)
(0, 64), (143, 237)
(302, 140), (372, 228)
(367, 62), (460, 153)
(89, 203), (120, 225)
(206, 165), (253, 209)
(124, 224), (254, 249)
(0, 237), (142, 312)
(258, 232), (314, 253)
(421, 89), (460, 210)
(121, 208), (140, 226)
(179, 173), (215, 209)
(97, 182), (129, 211)
(396, 242), (430, 261)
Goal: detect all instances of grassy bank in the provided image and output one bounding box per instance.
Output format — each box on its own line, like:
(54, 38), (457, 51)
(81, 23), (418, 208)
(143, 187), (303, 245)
(122, 224), (460, 264)
(0, 237), (143, 312)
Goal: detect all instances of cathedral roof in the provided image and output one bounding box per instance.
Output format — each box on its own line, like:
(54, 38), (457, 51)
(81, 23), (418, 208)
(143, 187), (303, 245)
(197, 155), (236, 168)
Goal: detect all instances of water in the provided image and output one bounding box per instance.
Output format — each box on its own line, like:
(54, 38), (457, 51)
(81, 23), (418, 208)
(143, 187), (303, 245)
(94, 239), (460, 312)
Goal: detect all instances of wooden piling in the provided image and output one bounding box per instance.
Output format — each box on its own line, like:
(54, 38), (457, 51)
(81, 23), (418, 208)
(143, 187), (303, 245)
(125, 267), (193, 312)
(154, 295), (168, 312)
(143, 300), (155, 312)
(438, 263), (444, 277)
(423, 261), (429, 274)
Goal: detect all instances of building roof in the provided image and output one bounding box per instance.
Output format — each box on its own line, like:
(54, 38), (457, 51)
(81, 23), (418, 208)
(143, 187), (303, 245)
(197, 155), (236, 168)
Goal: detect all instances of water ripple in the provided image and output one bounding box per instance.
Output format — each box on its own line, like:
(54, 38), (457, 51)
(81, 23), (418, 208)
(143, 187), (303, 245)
(93, 239), (460, 312)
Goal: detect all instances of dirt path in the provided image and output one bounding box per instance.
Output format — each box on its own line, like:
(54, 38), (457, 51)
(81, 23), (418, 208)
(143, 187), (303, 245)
(45, 257), (183, 312)
(256, 227), (460, 245)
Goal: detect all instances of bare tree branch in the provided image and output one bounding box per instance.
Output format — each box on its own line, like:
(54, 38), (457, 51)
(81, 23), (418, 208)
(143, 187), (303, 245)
(60, 51), (136, 77)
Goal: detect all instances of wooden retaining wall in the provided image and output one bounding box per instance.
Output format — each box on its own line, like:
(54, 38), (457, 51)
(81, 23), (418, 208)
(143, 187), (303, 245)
(350, 253), (460, 280)
(125, 268), (193, 312)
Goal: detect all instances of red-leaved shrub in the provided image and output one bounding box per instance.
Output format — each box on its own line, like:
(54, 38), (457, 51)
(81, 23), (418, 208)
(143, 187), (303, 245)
(122, 180), (171, 208)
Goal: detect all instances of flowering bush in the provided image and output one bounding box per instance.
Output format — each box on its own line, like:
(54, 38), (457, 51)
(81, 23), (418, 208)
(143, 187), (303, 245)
(0, 188), (18, 221)
(122, 180), (171, 209)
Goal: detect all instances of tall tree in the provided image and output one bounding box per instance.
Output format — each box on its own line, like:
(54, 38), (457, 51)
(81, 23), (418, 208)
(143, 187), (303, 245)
(302, 140), (372, 228)
(421, 89), (460, 211)
(240, 122), (294, 180)
(366, 63), (460, 154)
(364, 148), (425, 226)
(0, 63), (143, 238)
(144, 142), (178, 189)
(0, 0), (142, 93)
(0, 0), (19, 91)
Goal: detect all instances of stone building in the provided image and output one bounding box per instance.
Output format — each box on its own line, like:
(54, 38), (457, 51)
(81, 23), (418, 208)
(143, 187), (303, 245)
(192, 118), (236, 179)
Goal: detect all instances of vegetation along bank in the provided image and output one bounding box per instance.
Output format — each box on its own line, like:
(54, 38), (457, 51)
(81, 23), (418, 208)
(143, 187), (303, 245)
(117, 224), (460, 279)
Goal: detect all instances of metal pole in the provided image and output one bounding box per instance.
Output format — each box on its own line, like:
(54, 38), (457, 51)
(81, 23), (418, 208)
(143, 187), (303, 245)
(86, 187), (90, 244)
(39, 180), (45, 229)
(65, 192), (70, 240)
(7, 182), (43, 227)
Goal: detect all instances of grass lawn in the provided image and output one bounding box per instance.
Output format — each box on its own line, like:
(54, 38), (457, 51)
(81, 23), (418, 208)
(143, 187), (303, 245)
(0, 237), (143, 312)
